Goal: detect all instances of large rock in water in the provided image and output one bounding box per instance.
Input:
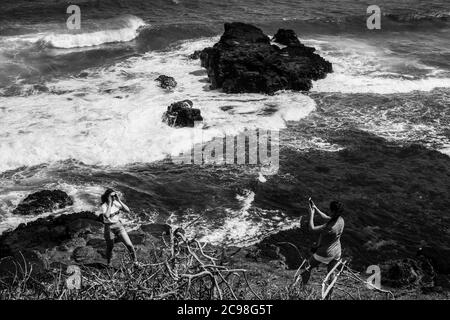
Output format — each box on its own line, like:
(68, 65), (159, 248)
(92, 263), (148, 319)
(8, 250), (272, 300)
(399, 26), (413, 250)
(199, 22), (332, 94)
(162, 100), (203, 128)
(13, 190), (73, 215)
(155, 75), (177, 90)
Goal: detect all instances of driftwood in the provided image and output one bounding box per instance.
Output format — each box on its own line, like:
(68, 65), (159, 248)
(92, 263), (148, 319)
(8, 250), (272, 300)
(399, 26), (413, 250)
(161, 230), (261, 300)
(0, 226), (262, 300)
(321, 260), (347, 299)
(291, 258), (395, 300)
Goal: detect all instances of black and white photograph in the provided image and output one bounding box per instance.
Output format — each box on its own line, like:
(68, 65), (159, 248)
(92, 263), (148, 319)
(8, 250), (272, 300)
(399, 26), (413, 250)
(0, 0), (449, 305)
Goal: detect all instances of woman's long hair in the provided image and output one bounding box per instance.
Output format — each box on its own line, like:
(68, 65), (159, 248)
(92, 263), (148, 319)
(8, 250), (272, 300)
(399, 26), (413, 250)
(101, 188), (115, 205)
(327, 200), (344, 226)
(328, 200), (344, 223)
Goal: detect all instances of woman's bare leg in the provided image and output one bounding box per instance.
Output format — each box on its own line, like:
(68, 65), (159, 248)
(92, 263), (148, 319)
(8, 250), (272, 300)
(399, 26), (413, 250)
(104, 226), (114, 265)
(301, 256), (321, 285)
(118, 227), (136, 262)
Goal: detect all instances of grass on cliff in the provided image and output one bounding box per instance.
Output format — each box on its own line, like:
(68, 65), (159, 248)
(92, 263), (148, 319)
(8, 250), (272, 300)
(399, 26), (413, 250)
(0, 229), (260, 300)
(0, 229), (395, 300)
(0, 256), (395, 300)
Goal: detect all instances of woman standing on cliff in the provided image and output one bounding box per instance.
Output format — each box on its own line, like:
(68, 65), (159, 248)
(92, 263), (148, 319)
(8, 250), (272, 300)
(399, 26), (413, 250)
(100, 189), (136, 266)
(300, 199), (345, 288)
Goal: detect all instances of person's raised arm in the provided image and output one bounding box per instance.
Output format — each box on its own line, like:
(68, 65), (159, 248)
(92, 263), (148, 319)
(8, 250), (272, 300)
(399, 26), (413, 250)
(104, 196), (113, 218)
(308, 204), (326, 232)
(116, 195), (131, 213)
(313, 203), (331, 221)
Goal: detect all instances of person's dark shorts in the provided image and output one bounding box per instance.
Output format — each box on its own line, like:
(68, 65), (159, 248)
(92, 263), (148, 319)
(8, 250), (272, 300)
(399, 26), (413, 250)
(104, 222), (126, 241)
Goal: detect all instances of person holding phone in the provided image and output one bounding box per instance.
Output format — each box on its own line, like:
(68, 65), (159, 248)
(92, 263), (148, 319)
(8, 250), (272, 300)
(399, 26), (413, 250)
(100, 188), (136, 266)
(300, 198), (345, 286)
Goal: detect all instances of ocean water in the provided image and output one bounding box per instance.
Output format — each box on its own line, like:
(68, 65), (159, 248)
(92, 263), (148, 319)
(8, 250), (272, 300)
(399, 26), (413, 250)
(0, 0), (449, 245)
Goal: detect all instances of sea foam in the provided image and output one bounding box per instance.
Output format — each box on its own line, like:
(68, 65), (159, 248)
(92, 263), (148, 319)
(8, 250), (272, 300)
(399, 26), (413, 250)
(0, 37), (316, 173)
(306, 37), (450, 94)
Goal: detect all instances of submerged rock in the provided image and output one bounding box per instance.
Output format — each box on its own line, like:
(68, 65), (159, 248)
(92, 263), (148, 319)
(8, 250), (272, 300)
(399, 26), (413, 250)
(189, 50), (202, 60)
(13, 190), (73, 215)
(155, 75), (177, 90)
(200, 22), (332, 94)
(162, 100), (203, 128)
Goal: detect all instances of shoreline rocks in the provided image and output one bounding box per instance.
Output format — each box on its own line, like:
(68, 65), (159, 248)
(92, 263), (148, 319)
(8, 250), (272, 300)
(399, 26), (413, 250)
(0, 211), (172, 277)
(199, 22), (332, 94)
(1, 206), (449, 294)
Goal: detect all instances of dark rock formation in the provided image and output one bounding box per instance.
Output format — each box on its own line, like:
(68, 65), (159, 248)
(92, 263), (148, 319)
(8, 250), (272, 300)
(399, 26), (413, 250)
(189, 50), (202, 60)
(434, 274), (450, 289)
(0, 210), (172, 279)
(72, 245), (101, 263)
(0, 211), (101, 257)
(0, 211), (102, 278)
(272, 29), (303, 47)
(380, 259), (424, 288)
(162, 100), (203, 128)
(417, 246), (450, 274)
(253, 224), (314, 270)
(155, 75), (177, 90)
(140, 223), (172, 237)
(12, 190), (73, 215)
(199, 22), (332, 94)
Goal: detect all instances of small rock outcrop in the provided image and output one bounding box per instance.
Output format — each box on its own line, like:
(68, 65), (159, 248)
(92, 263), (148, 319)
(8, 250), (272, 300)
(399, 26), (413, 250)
(12, 190), (73, 215)
(189, 50), (202, 60)
(162, 100), (203, 128)
(380, 259), (423, 288)
(155, 75), (177, 90)
(199, 22), (332, 94)
(417, 246), (450, 274)
(272, 29), (303, 47)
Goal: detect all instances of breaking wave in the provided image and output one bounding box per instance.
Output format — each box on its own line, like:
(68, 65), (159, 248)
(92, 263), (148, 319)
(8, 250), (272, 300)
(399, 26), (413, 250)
(40, 15), (146, 49)
(0, 37), (316, 173)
